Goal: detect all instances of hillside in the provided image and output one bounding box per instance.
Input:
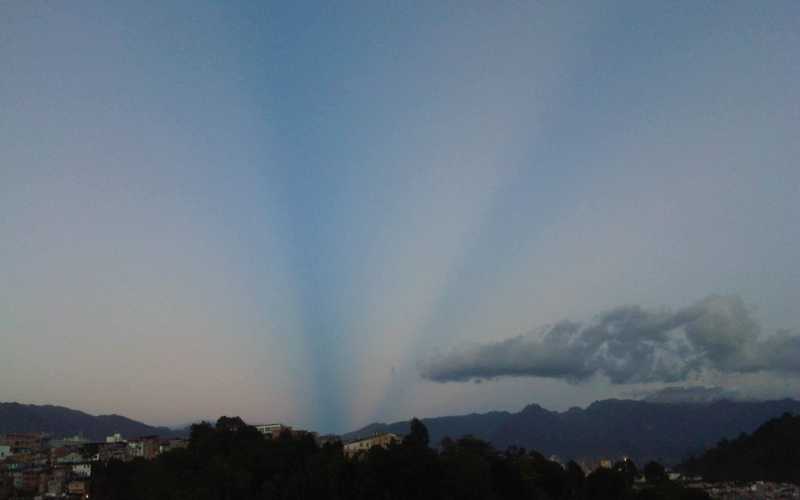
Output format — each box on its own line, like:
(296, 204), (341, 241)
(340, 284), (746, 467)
(0, 402), (184, 441)
(345, 398), (800, 464)
(680, 412), (800, 484)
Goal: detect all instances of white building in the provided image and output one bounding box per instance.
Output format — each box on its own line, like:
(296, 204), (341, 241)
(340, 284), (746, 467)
(106, 433), (125, 443)
(0, 445), (10, 460)
(255, 423), (291, 439)
(72, 463), (92, 477)
(128, 440), (144, 458)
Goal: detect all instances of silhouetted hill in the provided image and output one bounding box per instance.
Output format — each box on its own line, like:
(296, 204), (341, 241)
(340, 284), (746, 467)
(345, 398), (800, 464)
(0, 402), (185, 441)
(344, 410), (511, 443)
(680, 412), (800, 484)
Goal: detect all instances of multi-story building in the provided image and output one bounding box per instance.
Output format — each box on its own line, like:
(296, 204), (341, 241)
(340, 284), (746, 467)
(343, 433), (400, 457)
(106, 433), (125, 443)
(72, 463), (92, 477)
(98, 442), (128, 462)
(128, 436), (161, 460)
(0, 433), (46, 451)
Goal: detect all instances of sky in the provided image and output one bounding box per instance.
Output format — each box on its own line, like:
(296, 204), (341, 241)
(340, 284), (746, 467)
(1, 1), (799, 434)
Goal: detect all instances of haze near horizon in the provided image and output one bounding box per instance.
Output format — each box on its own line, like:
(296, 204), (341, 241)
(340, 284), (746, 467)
(1, 1), (799, 434)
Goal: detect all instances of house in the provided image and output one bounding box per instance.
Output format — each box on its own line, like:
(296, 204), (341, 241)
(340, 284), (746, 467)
(343, 433), (400, 457)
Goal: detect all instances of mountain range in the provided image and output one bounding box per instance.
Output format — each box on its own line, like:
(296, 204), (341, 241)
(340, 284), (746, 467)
(0, 402), (185, 441)
(344, 398), (800, 465)
(4, 398), (800, 465)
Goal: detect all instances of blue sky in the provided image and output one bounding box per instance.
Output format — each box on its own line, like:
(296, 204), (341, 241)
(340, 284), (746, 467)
(1, 1), (798, 433)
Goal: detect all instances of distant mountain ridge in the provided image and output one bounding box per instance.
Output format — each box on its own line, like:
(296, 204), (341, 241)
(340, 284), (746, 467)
(0, 402), (185, 441)
(344, 398), (800, 465)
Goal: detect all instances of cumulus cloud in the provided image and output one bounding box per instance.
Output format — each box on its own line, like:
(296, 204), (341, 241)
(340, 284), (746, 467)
(420, 295), (800, 384)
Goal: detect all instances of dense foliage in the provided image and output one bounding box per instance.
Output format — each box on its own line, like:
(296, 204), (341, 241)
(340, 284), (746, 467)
(680, 412), (800, 484)
(92, 417), (707, 500)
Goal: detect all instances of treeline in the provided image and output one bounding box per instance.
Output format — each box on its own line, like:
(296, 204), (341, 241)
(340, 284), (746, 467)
(680, 412), (800, 484)
(92, 417), (707, 500)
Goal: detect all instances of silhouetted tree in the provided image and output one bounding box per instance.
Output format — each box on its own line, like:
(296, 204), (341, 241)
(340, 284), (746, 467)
(91, 416), (711, 500)
(565, 460), (586, 499)
(586, 467), (632, 500)
(643, 461), (668, 484)
(614, 458), (639, 487)
(404, 417), (430, 448)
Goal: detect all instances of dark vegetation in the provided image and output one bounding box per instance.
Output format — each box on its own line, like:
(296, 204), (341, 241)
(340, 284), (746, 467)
(92, 417), (708, 500)
(680, 412), (800, 484)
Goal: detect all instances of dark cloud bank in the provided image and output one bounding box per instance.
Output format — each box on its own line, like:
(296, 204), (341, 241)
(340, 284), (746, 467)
(420, 295), (800, 384)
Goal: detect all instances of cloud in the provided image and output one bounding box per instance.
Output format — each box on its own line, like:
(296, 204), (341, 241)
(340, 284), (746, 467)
(641, 386), (740, 404)
(420, 295), (800, 384)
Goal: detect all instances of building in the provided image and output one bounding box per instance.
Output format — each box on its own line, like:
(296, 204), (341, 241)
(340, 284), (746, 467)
(56, 451), (85, 464)
(106, 432), (125, 443)
(68, 479), (89, 496)
(343, 433), (400, 457)
(50, 435), (89, 448)
(11, 470), (40, 493)
(72, 463), (92, 477)
(255, 423), (292, 439)
(98, 442), (129, 462)
(47, 476), (65, 497)
(159, 438), (189, 454)
(0, 433), (46, 451)
(0, 445), (10, 460)
(127, 436), (161, 460)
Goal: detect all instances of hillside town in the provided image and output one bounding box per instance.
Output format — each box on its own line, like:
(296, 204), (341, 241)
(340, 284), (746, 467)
(2, 424), (799, 499)
(0, 423), (322, 498)
(0, 431), (188, 499)
(0, 423), (397, 498)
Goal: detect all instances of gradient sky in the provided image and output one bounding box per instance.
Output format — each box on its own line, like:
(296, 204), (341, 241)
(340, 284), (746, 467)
(1, 1), (799, 433)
